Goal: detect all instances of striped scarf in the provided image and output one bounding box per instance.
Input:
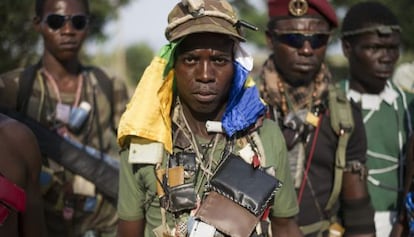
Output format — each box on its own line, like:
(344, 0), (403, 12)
(259, 56), (331, 116)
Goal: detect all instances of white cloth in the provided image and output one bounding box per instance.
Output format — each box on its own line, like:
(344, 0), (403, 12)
(374, 211), (397, 237)
(393, 61), (414, 93)
(346, 81), (399, 111)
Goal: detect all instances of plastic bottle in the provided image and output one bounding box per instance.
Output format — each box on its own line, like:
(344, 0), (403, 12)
(68, 101), (91, 133)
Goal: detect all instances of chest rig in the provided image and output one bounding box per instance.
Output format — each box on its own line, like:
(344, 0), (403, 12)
(153, 104), (280, 237)
(272, 85), (355, 236)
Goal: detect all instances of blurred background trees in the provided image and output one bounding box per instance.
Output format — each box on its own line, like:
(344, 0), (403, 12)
(0, 0), (132, 72)
(331, 0), (414, 55)
(1, 0), (413, 87)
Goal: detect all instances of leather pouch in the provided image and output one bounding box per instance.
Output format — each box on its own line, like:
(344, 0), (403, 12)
(196, 191), (259, 237)
(155, 166), (184, 195)
(167, 183), (197, 213)
(209, 153), (282, 216)
(167, 166), (184, 187)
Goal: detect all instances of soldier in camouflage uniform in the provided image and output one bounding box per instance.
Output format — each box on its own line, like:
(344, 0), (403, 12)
(0, 0), (129, 236)
(116, 0), (302, 237)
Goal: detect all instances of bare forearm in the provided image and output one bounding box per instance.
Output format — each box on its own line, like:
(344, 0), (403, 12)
(271, 217), (303, 237)
(117, 219), (145, 237)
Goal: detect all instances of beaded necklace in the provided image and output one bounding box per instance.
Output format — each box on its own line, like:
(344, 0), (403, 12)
(276, 64), (326, 117)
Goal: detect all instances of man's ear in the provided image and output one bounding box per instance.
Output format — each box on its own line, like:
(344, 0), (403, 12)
(341, 39), (351, 59)
(33, 16), (42, 32)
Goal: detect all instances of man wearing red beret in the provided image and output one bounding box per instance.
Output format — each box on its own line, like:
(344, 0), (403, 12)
(258, 0), (376, 236)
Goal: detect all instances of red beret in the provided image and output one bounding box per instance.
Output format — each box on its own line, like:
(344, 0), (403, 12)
(268, 0), (338, 27)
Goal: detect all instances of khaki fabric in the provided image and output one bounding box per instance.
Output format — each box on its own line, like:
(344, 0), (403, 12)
(165, 0), (244, 41)
(117, 119), (299, 237)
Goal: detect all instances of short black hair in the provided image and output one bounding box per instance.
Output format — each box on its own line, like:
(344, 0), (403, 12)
(341, 2), (399, 36)
(35, 0), (90, 17)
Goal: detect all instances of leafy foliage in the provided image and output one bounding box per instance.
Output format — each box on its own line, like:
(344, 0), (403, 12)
(125, 43), (154, 86)
(0, 0), (131, 73)
(0, 1), (38, 72)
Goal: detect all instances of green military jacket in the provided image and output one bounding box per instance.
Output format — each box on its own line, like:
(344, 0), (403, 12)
(118, 117), (299, 237)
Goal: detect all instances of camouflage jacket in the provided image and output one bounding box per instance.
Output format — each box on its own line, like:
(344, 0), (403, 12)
(0, 62), (129, 236)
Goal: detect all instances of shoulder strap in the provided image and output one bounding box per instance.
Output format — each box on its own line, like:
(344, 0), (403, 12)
(86, 66), (114, 123)
(87, 66), (113, 105)
(325, 84), (354, 211)
(17, 62), (41, 114)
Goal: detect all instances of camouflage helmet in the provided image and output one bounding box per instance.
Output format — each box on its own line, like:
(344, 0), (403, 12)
(165, 0), (245, 42)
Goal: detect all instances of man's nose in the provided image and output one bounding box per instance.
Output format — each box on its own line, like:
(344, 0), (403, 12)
(298, 40), (314, 56)
(197, 61), (215, 82)
(61, 19), (75, 33)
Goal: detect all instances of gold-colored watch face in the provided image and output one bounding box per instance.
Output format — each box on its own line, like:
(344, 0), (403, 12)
(288, 0), (309, 16)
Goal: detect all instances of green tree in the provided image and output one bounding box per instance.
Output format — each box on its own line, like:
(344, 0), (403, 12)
(125, 43), (154, 86)
(0, 0), (132, 73)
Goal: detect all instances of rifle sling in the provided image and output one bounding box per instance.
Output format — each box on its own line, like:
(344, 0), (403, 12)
(0, 108), (118, 206)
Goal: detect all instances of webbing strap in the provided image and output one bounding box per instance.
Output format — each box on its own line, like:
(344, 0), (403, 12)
(17, 62), (41, 113)
(300, 219), (330, 236)
(325, 85), (354, 211)
(325, 132), (350, 211)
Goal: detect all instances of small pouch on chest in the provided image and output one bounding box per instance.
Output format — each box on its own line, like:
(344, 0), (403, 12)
(209, 153), (282, 216)
(167, 183), (197, 213)
(195, 191), (259, 237)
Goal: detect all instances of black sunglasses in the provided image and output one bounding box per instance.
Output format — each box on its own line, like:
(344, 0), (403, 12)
(272, 31), (330, 49)
(43, 14), (89, 31)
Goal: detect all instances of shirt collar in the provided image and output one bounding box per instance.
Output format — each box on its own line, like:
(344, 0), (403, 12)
(346, 81), (399, 110)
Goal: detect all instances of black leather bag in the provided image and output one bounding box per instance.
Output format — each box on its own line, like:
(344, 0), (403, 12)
(167, 183), (197, 213)
(209, 153), (282, 216)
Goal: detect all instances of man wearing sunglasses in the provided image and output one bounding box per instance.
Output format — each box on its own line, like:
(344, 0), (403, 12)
(339, 2), (414, 237)
(0, 0), (129, 236)
(258, 0), (375, 236)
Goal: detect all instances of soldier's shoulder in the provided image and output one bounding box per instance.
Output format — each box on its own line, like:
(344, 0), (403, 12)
(0, 68), (24, 89)
(0, 67), (24, 81)
(0, 68), (25, 109)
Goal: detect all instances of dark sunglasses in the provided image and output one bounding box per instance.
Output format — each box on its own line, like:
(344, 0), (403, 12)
(43, 14), (89, 31)
(271, 31), (330, 49)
